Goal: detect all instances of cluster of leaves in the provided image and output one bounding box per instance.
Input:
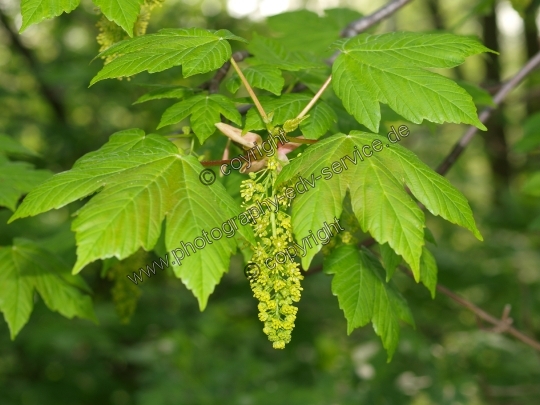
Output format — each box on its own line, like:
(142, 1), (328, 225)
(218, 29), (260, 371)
(21, 0), (149, 36)
(0, 136), (97, 339)
(4, 2), (499, 357)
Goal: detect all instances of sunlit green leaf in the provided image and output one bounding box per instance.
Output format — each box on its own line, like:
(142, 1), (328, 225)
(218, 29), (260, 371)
(267, 8), (362, 57)
(20, 0), (80, 32)
(419, 247), (437, 298)
(93, 0), (143, 37)
(276, 131), (482, 274)
(10, 129), (255, 309)
(325, 245), (414, 360)
(456, 80), (495, 107)
(300, 102), (337, 139)
(91, 28), (247, 85)
(226, 64), (284, 96)
(332, 32), (493, 132)
(247, 33), (324, 71)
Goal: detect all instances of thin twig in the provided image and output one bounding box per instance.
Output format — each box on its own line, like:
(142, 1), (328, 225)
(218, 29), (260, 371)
(201, 159), (231, 167)
(401, 267), (540, 351)
(230, 57), (268, 122)
(437, 50), (540, 175)
(284, 136), (318, 145)
(309, 259), (540, 351)
(488, 304), (513, 333)
(296, 75), (333, 119)
(341, 0), (414, 38)
(435, 283), (540, 351)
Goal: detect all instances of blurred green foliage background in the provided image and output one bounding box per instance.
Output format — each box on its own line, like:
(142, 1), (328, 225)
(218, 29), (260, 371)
(1, 0), (540, 404)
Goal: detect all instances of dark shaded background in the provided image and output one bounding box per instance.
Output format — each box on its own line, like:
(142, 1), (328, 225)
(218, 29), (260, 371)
(1, 0), (540, 404)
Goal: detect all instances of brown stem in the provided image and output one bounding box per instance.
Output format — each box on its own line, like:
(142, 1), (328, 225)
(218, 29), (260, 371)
(230, 57), (268, 122)
(296, 75), (333, 119)
(309, 259), (540, 351)
(341, 0), (414, 38)
(201, 159), (231, 167)
(435, 283), (540, 352)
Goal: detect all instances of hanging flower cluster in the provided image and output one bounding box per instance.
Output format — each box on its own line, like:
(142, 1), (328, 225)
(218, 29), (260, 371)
(240, 154), (303, 349)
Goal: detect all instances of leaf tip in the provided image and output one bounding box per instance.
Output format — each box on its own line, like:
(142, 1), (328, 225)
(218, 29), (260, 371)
(197, 298), (208, 312)
(383, 344), (397, 363)
(72, 261), (86, 275)
(476, 121), (488, 131)
(7, 212), (21, 224)
(474, 230), (484, 242)
(410, 261), (421, 282)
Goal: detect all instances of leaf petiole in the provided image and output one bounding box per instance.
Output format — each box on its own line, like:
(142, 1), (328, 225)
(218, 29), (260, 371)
(296, 75), (332, 119)
(230, 57), (268, 123)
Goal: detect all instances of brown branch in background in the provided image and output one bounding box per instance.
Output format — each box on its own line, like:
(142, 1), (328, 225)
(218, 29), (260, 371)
(401, 266), (540, 351)
(201, 50), (249, 94)
(0, 9), (66, 123)
(435, 283), (540, 351)
(436, 50), (540, 175)
(399, 268), (540, 351)
(399, 266), (540, 351)
(308, 258), (540, 351)
(341, 0), (414, 38)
